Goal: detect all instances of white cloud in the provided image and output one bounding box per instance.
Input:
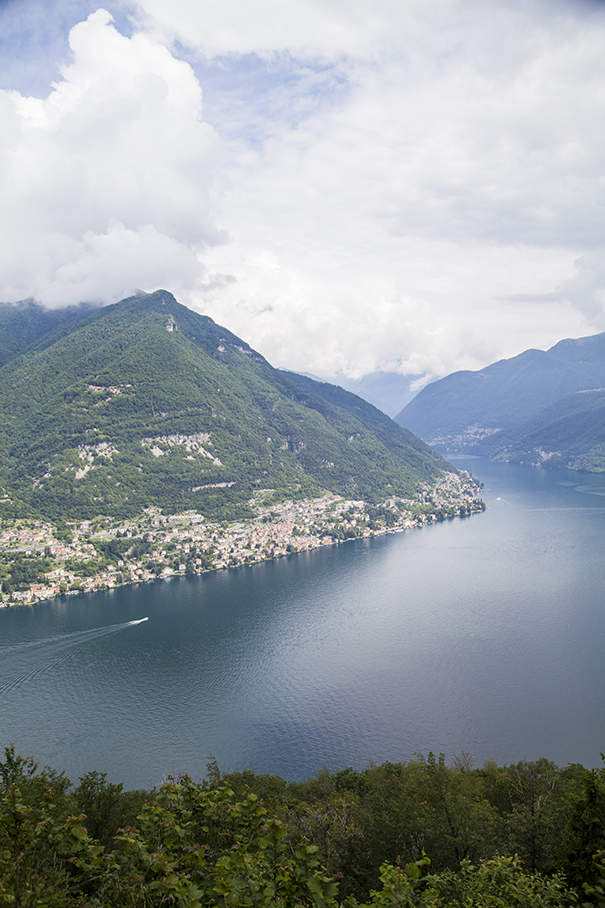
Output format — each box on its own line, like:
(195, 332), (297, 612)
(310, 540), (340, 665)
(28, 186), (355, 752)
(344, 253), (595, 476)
(0, 8), (223, 306)
(552, 251), (605, 323)
(199, 238), (580, 381)
(124, 0), (605, 379)
(1, 0), (605, 388)
(172, 0), (604, 379)
(133, 0), (428, 59)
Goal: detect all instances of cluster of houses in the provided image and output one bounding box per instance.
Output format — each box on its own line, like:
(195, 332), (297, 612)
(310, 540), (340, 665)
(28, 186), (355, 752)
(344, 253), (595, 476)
(0, 471), (484, 606)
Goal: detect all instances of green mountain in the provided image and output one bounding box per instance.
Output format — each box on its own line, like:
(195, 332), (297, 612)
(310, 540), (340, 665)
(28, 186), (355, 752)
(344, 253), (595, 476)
(395, 331), (605, 445)
(0, 291), (450, 521)
(279, 370), (440, 466)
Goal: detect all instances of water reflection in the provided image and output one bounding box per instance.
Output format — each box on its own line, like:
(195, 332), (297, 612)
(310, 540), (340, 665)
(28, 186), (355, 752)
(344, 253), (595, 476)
(1, 459), (605, 787)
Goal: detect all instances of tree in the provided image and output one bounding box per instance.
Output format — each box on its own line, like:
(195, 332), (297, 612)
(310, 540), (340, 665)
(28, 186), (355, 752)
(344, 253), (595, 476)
(72, 770), (147, 848)
(505, 759), (580, 873)
(560, 770), (605, 897)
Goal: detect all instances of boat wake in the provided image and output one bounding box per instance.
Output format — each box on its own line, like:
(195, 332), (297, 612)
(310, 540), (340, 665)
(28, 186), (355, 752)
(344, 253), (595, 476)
(0, 618), (149, 696)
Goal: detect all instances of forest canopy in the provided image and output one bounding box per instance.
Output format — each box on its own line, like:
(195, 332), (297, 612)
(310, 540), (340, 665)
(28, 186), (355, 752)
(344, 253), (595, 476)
(2, 746), (605, 907)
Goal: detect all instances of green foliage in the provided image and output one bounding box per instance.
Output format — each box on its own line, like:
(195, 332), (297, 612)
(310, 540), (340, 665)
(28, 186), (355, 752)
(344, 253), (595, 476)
(101, 778), (340, 908)
(0, 744), (72, 815)
(72, 771), (147, 849)
(223, 755), (595, 903)
(0, 747), (592, 908)
(0, 553), (52, 590)
(560, 768), (605, 895)
(584, 850), (605, 908)
(0, 783), (94, 907)
(502, 759), (584, 874)
(95, 537), (133, 561)
(418, 854), (577, 907)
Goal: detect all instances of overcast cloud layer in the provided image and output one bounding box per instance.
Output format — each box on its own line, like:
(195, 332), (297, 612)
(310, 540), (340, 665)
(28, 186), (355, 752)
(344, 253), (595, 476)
(1, 0), (605, 387)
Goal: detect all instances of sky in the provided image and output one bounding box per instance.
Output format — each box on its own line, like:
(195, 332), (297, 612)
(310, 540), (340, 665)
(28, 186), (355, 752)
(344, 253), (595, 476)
(1, 0), (605, 395)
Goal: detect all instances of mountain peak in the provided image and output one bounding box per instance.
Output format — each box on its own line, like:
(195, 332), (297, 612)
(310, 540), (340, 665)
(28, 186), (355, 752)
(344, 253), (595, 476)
(0, 292), (448, 522)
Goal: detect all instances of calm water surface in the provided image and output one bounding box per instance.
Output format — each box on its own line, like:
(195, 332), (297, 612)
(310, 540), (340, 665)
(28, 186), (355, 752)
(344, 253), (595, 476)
(1, 458), (605, 788)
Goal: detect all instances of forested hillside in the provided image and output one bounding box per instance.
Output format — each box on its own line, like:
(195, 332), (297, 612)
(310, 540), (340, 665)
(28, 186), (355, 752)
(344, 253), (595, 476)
(475, 389), (605, 470)
(2, 746), (603, 906)
(0, 299), (98, 370)
(0, 291), (449, 523)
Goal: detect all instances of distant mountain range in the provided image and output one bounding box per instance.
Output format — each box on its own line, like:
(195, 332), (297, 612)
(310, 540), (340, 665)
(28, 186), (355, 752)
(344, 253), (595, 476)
(0, 291), (450, 522)
(395, 331), (605, 471)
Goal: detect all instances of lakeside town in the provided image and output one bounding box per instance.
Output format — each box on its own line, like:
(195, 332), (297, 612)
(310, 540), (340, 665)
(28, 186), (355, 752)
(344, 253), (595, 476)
(0, 471), (485, 607)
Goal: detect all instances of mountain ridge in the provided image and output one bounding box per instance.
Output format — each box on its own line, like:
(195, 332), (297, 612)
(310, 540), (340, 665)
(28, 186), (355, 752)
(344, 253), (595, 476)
(394, 329), (605, 471)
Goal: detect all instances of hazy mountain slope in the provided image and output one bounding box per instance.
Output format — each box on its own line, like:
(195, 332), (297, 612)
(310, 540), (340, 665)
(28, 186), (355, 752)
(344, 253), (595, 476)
(475, 389), (605, 471)
(278, 371), (417, 417)
(0, 291), (449, 521)
(395, 330), (605, 443)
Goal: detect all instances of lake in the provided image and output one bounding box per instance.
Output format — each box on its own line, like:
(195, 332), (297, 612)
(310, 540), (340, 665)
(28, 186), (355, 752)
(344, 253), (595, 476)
(1, 457), (605, 789)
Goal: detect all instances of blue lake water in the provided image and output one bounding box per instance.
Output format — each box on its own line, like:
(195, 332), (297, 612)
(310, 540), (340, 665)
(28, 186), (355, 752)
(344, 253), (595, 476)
(1, 457), (605, 789)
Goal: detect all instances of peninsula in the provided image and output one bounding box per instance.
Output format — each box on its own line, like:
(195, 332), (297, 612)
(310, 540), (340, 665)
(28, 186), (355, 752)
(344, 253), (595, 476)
(0, 471), (484, 605)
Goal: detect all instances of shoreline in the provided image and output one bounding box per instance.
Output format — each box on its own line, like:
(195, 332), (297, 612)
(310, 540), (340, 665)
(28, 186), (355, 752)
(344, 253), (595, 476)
(0, 470), (485, 608)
